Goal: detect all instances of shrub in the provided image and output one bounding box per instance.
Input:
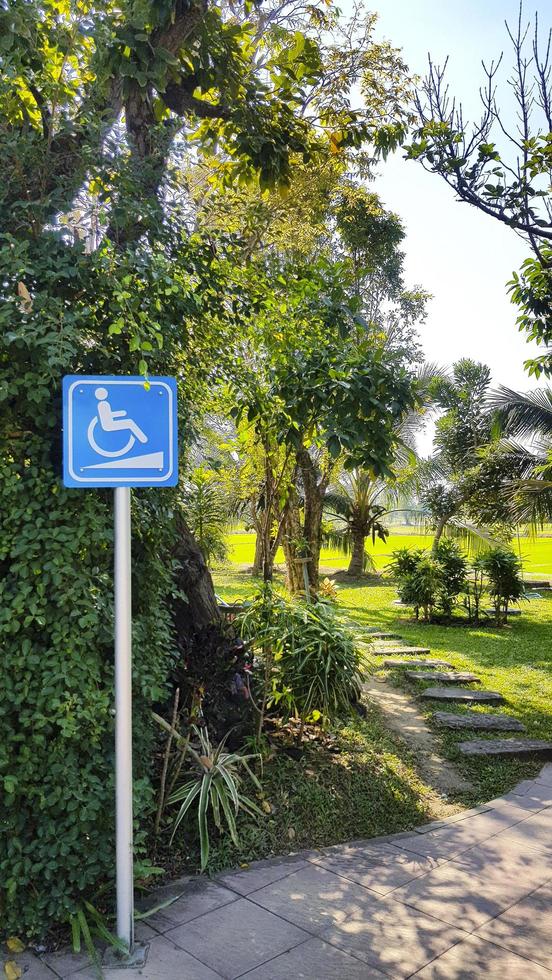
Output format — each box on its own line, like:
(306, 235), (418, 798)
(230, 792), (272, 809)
(238, 588), (362, 738)
(275, 600), (362, 736)
(433, 539), (468, 617)
(0, 455), (176, 938)
(479, 547), (525, 625)
(391, 542), (467, 621)
(168, 725), (262, 870)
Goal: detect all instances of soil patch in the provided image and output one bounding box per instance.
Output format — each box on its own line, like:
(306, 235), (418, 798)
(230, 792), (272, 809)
(363, 676), (472, 816)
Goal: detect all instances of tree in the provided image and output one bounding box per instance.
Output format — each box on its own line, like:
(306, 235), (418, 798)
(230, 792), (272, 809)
(420, 359), (516, 548)
(489, 384), (552, 525)
(407, 7), (552, 375)
(324, 472), (390, 576)
(182, 466), (229, 566)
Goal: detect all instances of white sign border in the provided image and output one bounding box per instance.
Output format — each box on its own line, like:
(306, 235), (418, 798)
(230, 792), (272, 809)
(67, 379), (174, 485)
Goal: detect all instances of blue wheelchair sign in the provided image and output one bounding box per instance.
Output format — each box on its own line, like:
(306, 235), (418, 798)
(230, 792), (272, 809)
(63, 376), (178, 487)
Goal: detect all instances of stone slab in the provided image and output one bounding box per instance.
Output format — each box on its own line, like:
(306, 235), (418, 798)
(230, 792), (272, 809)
(319, 898), (466, 978)
(239, 937), (387, 979)
(476, 880), (552, 971)
(414, 934), (552, 978)
(365, 631), (402, 639)
(140, 879), (237, 932)
(249, 863), (380, 934)
(421, 687), (504, 704)
(482, 608), (522, 616)
(405, 671), (480, 683)
(70, 936), (222, 980)
(434, 711), (525, 732)
(309, 841), (442, 895)
(166, 897), (309, 978)
(459, 738), (552, 758)
(373, 646), (431, 655)
(383, 659), (453, 669)
(217, 854), (309, 896)
(391, 859), (535, 931)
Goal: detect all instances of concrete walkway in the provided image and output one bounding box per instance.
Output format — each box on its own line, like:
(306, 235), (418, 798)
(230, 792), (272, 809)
(8, 765), (552, 979)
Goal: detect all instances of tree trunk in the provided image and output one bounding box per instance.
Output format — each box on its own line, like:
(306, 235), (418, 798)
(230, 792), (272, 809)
(172, 517), (221, 636)
(252, 524), (263, 576)
(297, 447), (326, 592)
(432, 515), (448, 552)
(282, 496), (304, 593)
(347, 530), (366, 576)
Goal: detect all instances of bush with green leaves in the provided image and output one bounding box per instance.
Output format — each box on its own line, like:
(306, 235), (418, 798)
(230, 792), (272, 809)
(0, 230), (237, 939)
(239, 587), (362, 737)
(433, 539), (468, 617)
(479, 547), (525, 625)
(391, 541), (467, 621)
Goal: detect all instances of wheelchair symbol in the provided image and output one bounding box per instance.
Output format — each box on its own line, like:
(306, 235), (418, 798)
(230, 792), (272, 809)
(87, 387), (148, 459)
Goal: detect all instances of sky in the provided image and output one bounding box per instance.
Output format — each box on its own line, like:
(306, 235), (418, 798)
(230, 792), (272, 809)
(340, 0), (549, 400)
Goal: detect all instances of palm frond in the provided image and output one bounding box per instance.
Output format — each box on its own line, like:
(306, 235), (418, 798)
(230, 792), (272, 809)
(488, 386), (552, 440)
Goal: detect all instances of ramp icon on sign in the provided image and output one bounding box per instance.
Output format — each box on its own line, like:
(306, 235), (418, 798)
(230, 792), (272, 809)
(63, 376), (178, 487)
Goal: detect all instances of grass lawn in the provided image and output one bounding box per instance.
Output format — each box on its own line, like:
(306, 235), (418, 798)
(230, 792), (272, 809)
(210, 544), (552, 866)
(227, 528), (552, 578)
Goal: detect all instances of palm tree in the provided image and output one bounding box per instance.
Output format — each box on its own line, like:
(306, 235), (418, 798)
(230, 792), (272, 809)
(488, 386), (552, 526)
(324, 472), (392, 576)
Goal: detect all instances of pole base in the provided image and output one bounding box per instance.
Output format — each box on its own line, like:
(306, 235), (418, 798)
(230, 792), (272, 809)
(103, 942), (149, 970)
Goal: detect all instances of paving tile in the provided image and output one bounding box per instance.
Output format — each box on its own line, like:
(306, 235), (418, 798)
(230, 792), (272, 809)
(237, 937), (386, 979)
(217, 855), (309, 896)
(486, 792), (549, 812)
(248, 862), (383, 933)
(142, 879), (237, 932)
(413, 934), (552, 978)
(476, 880), (552, 970)
(1, 953), (58, 979)
(166, 897), (309, 979)
(391, 860), (535, 931)
(42, 948), (100, 977)
(452, 834), (552, 889)
(396, 805), (530, 861)
(535, 763), (552, 787)
(405, 671), (481, 683)
(71, 936), (222, 979)
(310, 841), (442, 895)
(320, 896), (466, 978)
(495, 808), (552, 856)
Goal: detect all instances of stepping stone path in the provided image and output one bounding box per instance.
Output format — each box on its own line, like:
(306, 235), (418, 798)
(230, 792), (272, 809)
(368, 616), (540, 758)
(459, 738), (552, 758)
(422, 687), (505, 704)
(434, 711), (526, 732)
(405, 671), (481, 684)
(383, 659), (454, 669)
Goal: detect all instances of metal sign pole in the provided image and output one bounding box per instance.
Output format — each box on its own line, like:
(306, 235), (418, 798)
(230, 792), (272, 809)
(114, 486), (134, 952)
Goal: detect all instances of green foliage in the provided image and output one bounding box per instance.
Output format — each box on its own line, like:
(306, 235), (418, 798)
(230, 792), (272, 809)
(169, 726), (262, 870)
(508, 250), (552, 378)
(432, 539), (468, 618)
(0, 226), (242, 937)
(182, 466), (229, 566)
(391, 541), (467, 622)
(406, 15), (552, 375)
(479, 547), (525, 625)
(239, 588), (362, 730)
